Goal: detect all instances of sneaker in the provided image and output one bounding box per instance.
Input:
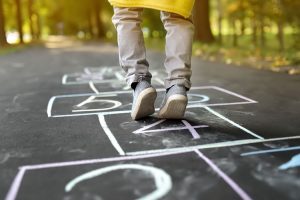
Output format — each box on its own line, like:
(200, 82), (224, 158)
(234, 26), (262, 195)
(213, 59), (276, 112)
(158, 85), (188, 119)
(131, 81), (157, 120)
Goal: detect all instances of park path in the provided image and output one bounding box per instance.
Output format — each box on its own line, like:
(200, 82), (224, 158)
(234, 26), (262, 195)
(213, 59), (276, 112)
(0, 40), (300, 200)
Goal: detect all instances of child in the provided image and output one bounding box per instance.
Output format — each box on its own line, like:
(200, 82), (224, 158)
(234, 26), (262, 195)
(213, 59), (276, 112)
(108, 0), (195, 120)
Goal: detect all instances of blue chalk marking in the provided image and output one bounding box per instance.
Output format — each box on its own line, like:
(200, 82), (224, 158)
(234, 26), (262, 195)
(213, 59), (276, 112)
(241, 146), (300, 156)
(279, 153), (300, 170)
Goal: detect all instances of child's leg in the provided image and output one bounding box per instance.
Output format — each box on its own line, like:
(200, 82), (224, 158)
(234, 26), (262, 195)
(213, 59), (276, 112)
(112, 7), (156, 120)
(160, 11), (194, 90)
(112, 7), (152, 89)
(158, 12), (194, 119)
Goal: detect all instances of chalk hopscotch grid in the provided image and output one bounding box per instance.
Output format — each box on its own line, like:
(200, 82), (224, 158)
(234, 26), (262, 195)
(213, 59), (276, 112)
(62, 72), (160, 85)
(6, 135), (300, 200)
(97, 105), (264, 157)
(7, 69), (263, 199)
(47, 84), (263, 155)
(47, 86), (258, 118)
(62, 67), (165, 86)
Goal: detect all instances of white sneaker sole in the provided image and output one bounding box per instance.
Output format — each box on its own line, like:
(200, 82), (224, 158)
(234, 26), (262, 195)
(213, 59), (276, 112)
(131, 88), (157, 120)
(158, 95), (188, 119)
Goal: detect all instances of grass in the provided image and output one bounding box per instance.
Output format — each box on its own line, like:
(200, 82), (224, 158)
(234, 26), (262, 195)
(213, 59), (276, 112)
(2, 34), (299, 74)
(144, 33), (300, 75)
(0, 44), (29, 55)
(193, 33), (300, 74)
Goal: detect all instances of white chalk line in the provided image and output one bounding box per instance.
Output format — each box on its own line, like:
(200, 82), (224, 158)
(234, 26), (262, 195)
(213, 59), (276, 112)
(133, 120), (166, 134)
(188, 94), (210, 104)
(12, 136), (300, 171)
(76, 96), (96, 107)
(49, 102), (256, 118)
(98, 115), (125, 156)
(126, 136), (300, 156)
(212, 86), (257, 103)
(65, 164), (172, 200)
(195, 150), (252, 200)
(204, 106), (264, 139)
(84, 68), (91, 75)
(182, 120), (201, 139)
(89, 81), (100, 94)
(5, 167), (26, 200)
(135, 125), (209, 134)
(62, 75), (68, 84)
(187, 101), (257, 108)
(63, 79), (122, 85)
(47, 85), (257, 117)
(19, 150), (191, 171)
(47, 96), (56, 117)
(6, 136), (300, 200)
(74, 99), (122, 112)
(241, 146), (300, 156)
(114, 71), (125, 81)
(133, 119), (206, 138)
(49, 85), (256, 101)
(154, 78), (165, 86)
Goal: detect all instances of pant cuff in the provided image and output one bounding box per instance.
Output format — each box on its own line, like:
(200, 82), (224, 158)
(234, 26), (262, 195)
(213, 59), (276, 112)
(165, 78), (191, 91)
(126, 75), (152, 89)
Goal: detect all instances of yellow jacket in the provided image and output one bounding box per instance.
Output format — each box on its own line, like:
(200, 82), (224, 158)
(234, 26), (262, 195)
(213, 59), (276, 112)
(108, 0), (195, 18)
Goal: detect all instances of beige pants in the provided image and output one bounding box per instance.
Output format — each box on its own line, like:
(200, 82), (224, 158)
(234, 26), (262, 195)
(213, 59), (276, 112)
(112, 7), (194, 89)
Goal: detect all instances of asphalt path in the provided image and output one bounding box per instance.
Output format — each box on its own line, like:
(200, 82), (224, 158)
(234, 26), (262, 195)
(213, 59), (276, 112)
(1, 40), (300, 200)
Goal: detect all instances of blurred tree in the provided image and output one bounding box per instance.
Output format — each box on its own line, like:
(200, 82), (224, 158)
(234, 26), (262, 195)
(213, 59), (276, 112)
(0, 0), (7, 45)
(28, 0), (34, 39)
(27, 0), (41, 40)
(216, 0), (223, 43)
(143, 9), (164, 38)
(15, 0), (23, 43)
(226, 0), (240, 46)
(93, 0), (105, 38)
(194, 0), (215, 42)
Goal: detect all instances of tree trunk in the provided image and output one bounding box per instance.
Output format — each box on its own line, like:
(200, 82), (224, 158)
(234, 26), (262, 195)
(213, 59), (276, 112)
(15, 0), (24, 43)
(240, 19), (245, 36)
(0, 0), (7, 46)
(28, 0), (35, 40)
(88, 11), (94, 38)
(239, 0), (245, 35)
(259, 19), (265, 47)
(277, 20), (284, 51)
(252, 18), (257, 46)
(217, 0), (222, 44)
(232, 20), (238, 47)
(193, 0), (214, 42)
(258, 2), (265, 48)
(35, 12), (41, 39)
(93, 0), (105, 39)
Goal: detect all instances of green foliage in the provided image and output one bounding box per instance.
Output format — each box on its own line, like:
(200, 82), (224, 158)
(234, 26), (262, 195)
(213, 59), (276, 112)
(193, 33), (300, 71)
(0, 0), (299, 71)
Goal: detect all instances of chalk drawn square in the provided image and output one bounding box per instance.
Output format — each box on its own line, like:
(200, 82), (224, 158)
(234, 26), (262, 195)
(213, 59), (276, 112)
(103, 106), (261, 155)
(47, 86), (257, 118)
(62, 66), (166, 86)
(10, 152), (246, 200)
(62, 66), (123, 85)
(197, 140), (300, 200)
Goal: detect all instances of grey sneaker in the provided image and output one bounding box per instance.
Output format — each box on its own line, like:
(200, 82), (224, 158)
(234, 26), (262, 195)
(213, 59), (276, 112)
(131, 81), (157, 120)
(158, 85), (188, 119)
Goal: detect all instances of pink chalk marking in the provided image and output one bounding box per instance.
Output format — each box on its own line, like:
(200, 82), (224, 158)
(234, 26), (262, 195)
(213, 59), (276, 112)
(195, 150), (252, 200)
(182, 120), (201, 139)
(21, 151), (190, 170)
(5, 167), (26, 200)
(5, 151), (190, 200)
